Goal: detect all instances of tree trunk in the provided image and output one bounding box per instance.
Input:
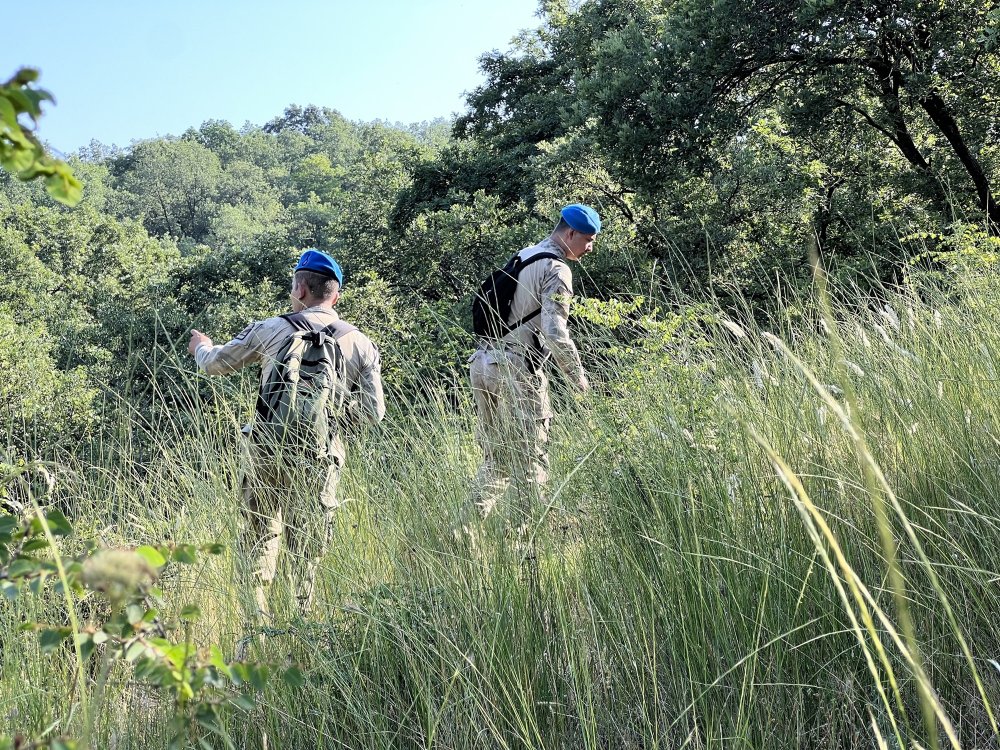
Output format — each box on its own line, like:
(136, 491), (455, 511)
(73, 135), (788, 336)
(868, 65), (954, 218)
(920, 90), (1000, 232)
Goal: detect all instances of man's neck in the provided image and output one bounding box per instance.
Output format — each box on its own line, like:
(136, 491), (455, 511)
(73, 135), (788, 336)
(292, 299), (336, 312)
(547, 232), (570, 257)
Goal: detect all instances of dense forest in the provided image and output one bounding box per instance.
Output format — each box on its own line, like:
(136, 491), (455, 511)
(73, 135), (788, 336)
(4, 1), (1000, 748)
(4, 0), (999, 458)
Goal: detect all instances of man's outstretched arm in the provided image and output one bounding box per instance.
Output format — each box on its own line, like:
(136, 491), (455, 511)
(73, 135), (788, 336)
(188, 325), (263, 376)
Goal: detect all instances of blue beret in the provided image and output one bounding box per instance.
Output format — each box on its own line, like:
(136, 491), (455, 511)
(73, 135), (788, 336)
(560, 203), (601, 234)
(295, 249), (343, 286)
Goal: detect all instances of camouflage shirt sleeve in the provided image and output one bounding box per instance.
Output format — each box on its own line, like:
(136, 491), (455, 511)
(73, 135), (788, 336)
(195, 321), (266, 376)
(539, 260), (588, 391)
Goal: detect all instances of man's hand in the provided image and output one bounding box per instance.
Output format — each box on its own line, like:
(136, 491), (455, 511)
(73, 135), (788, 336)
(188, 329), (212, 357)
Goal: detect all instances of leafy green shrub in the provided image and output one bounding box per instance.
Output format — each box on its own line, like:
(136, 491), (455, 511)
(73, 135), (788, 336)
(0, 462), (299, 750)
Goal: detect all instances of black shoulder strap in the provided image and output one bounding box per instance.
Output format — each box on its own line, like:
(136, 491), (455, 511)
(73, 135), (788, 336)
(506, 251), (562, 331)
(512, 251), (560, 271)
(280, 312), (356, 342)
(279, 311), (314, 332)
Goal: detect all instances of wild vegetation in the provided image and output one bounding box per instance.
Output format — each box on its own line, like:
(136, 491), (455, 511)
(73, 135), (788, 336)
(3, 0), (1000, 747)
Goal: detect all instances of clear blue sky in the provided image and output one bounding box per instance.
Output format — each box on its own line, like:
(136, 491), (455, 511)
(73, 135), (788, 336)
(4, 0), (541, 155)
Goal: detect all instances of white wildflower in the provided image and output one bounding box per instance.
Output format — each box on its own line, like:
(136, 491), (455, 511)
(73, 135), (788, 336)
(880, 304), (900, 331)
(751, 359), (775, 390)
(82, 549), (157, 601)
(841, 359), (866, 377)
(762, 332), (784, 353)
(721, 319), (747, 339)
(726, 474), (740, 503)
(874, 323), (918, 362)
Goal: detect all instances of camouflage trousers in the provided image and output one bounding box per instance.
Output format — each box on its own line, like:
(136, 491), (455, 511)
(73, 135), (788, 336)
(240, 440), (341, 618)
(469, 349), (552, 525)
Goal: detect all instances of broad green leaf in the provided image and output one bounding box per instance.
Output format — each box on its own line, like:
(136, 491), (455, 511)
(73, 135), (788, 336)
(44, 508), (73, 536)
(126, 604), (145, 626)
(79, 638), (96, 662)
(0, 515), (19, 536)
(151, 638), (188, 669)
(231, 693), (255, 711)
(246, 664), (270, 691)
(125, 642), (148, 662)
(179, 603), (201, 622)
(45, 170), (83, 207)
(172, 544), (197, 564)
(282, 665), (304, 688)
(230, 662), (250, 686)
(3, 148), (34, 173)
(39, 627), (71, 654)
(7, 558), (40, 578)
(195, 703), (222, 734)
(22, 539), (51, 552)
(0, 97), (15, 127)
(136, 545), (167, 569)
(27, 573), (49, 594)
(209, 645), (233, 680)
(10, 67), (39, 84)
(3, 87), (32, 113)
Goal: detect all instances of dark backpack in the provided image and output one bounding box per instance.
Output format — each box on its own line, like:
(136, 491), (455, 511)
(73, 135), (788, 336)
(472, 252), (560, 339)
(253, 312), (353, 457)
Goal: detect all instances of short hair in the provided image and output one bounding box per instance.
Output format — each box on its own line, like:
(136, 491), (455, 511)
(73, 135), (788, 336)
(554, 217), (571, 233)
(294, 269), (340, 300)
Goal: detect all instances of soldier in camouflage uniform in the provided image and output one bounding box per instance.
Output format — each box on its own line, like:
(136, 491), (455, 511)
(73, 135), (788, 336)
(469, 204), (600, 526)
(188, 249), (385, 617)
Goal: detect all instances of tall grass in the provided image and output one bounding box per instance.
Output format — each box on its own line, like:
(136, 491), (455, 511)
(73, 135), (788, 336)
(4, 272), (1000, 748)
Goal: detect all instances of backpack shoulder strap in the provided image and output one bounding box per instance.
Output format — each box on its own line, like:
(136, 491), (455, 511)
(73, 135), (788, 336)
(279, 311), (321, 331)
(318, 320), (358, 339)
(506, 251), (563, 330)
(279, 312), (355, 342)
(512, 251), (560, 271)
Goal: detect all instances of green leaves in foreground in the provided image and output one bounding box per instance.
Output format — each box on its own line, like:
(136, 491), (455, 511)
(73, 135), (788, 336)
(0, 67), (81, 206)
(0, 493), (301, 750)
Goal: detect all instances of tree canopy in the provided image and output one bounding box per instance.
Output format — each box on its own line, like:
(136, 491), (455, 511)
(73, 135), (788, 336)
(2, 0), (999, 455)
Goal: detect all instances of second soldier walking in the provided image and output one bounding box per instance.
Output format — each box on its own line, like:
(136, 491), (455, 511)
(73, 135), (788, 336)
(469, 203), (600, 529)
